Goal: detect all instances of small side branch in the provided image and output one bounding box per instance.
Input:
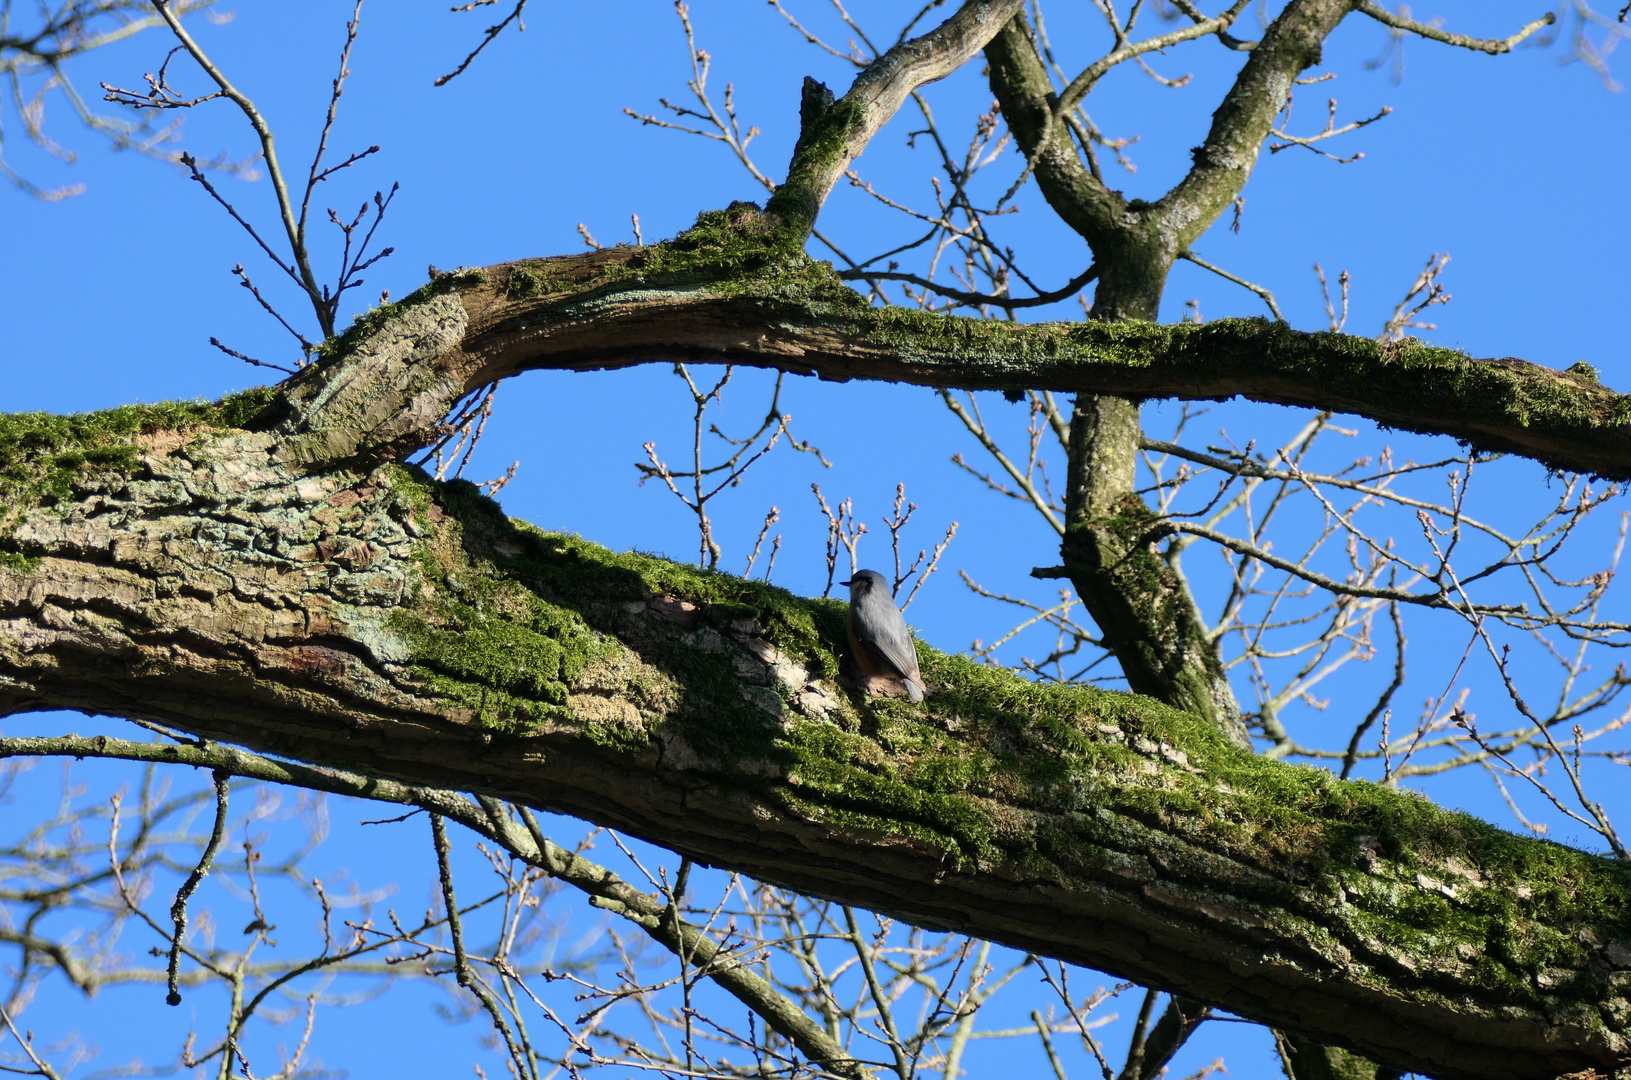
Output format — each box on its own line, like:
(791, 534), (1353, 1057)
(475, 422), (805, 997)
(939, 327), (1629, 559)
(838, 262), (1098, 311)
(1177, 249), (1284, 322)
(141, 0), (328, 332)
(436, 0), (529, 86)
(1355, 1), (1556, 54)
(430, 813), (535, 1079)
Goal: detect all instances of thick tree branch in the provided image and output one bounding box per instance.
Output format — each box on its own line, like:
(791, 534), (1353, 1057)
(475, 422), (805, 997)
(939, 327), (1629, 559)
(984, 1), (1359, 318)
(387, 244), (1631, 480)
(2, 408), (1631, 1080)
(1167, 0), (1357, 251)
(983, 16), (1124, 254)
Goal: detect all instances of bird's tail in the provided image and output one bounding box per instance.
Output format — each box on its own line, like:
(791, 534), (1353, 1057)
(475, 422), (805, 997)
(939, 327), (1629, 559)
(905, 678), (925, 703)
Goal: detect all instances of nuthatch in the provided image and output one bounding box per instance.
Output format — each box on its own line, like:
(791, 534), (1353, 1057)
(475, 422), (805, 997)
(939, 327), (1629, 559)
(841, 570), (925, 702)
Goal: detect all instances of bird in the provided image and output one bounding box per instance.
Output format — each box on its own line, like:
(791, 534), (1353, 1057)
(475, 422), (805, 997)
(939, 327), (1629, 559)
(842, 570), (925, 702)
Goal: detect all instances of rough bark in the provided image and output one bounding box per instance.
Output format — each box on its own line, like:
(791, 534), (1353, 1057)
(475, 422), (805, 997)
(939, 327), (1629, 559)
(3, 318), (1631, 1079)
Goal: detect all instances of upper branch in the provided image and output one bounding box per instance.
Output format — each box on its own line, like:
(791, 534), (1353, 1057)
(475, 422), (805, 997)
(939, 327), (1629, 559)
(764, 0), (1025, 233)
(984, 15), (1124, 247)
(203, 236), (1631, 480)
(1165, 0), (1356, 250)
(1055, 2), (1251, 117)
(144, 0), (328, 327)
(984, 0), (1358, 266)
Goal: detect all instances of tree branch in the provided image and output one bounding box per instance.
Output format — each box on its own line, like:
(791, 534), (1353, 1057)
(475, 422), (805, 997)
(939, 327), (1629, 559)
(984, 15), (1124, 251)
(0, 733), (875, 1079)
(1355, 1), (1556, 55)
(2, 429), (1630, 1080)
(414, 247), (1631, 480)
(146, 0), (331, 334)
(1166, 0), (1358, 251)
(766, 0), (1025, 231)
(836, 262), (1098, 309)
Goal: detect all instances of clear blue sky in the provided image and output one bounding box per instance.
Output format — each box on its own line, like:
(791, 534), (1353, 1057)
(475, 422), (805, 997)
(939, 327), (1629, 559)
(3, 2), (1629, 1077)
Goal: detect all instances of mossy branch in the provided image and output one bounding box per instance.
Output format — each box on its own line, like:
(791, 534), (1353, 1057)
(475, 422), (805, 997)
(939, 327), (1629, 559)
(2, 436), (1631, 1080)
(420, 238), (1630, 480)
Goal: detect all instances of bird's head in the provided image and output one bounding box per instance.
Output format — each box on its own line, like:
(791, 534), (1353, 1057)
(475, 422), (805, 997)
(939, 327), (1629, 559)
(840, 569), (888, 596)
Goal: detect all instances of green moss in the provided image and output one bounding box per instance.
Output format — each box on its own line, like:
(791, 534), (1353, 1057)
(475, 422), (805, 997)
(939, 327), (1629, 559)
(505, 261), (566, 300)
(380, 468), (843, 751)
(214, 385), (283, 428)
(0, 550), (39, 574)
(764, 77), (866, 233)
(769, 643), (1630, 1000)
(618, 204), (816, 286)
(388, 599), (615, 738)
(0, 389), (281, 531)
(380, 471), (623, 740)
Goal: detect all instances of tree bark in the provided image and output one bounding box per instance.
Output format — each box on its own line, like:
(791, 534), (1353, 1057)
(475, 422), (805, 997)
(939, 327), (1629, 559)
(5, 5), (1613, 1076)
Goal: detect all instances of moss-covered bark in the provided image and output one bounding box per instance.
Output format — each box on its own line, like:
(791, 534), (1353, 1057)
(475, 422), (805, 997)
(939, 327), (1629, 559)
(361, 227), (1630, 480)
(2, 387), (1631, 1080)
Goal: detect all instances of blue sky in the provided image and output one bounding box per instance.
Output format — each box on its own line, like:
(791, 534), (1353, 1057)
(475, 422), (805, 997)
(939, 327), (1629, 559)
(3, 2), (1630, 1077)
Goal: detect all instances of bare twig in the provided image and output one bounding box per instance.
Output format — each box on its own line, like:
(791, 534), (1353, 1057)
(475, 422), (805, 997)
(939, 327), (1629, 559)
(1356, 1), (1556, 54)
(165, 769), (230, 1006)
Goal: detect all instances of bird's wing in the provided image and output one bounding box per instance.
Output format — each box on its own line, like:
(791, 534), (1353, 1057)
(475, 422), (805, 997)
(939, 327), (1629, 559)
(860, 618), (921, 683)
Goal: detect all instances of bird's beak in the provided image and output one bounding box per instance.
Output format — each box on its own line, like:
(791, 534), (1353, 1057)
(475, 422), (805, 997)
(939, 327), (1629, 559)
(839, 579), (852, 587)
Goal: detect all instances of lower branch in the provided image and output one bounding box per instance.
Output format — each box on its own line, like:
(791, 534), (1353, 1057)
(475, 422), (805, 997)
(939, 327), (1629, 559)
(0, 733), (875, 1079)
(2, 435), (1630, 1080)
